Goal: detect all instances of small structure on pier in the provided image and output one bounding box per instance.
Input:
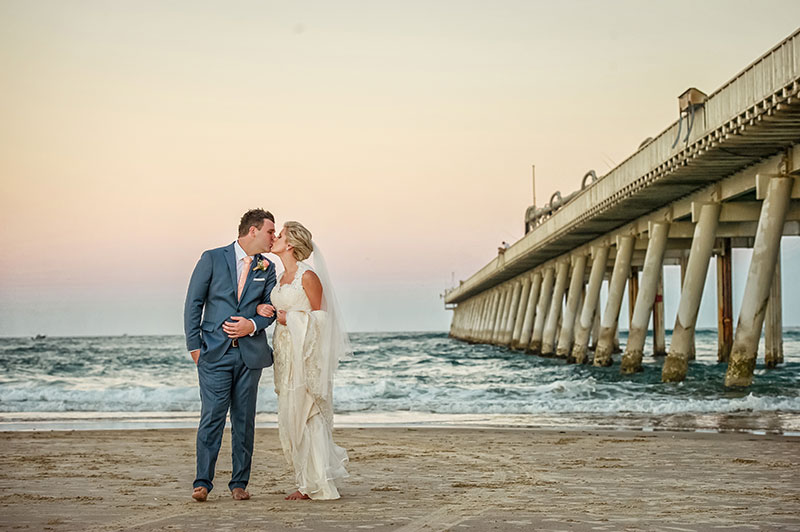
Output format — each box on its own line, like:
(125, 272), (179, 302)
(446, 29), (800, 387)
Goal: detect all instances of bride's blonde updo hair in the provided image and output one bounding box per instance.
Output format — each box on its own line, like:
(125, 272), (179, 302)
(284, 221), (313, 261)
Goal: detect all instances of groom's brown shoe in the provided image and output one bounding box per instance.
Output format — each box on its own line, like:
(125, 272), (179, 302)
(192, 487), (208, 502)
(231, 488), (250, 500)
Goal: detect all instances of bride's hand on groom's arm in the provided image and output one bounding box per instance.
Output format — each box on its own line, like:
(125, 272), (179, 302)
(256, 304), (275, 318)
(256, 304), (285, 325)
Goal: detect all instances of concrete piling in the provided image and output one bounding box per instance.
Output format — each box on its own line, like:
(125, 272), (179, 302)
(627, 266), (639, 328)
(485, 290), (501, 343)
(716, 238), (733, 363)
(725, 176), (793, 387)
(662, 203), (721, 382)
(511, 276), (533, 348)
(517, 272), (542, 348)
(529, 267), (555, 354)
(493, 287), (511, 344)
(765, 249), (783, 368)
(556, 254), (588, 358)
(542, 261), (570, 355)
(479, 294), (493, 342)
(594, 235), (635, 367)
(502, 282), (523, 346)
(653, 271), (667, 356)
(621, 222), (669, 374)
(570, 245), (610, 364)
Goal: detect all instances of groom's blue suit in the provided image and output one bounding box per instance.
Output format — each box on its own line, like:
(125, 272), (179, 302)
(184, 242), (277, 493)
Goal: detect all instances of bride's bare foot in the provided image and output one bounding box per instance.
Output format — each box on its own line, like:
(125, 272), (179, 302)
(285, 490), (310, 500)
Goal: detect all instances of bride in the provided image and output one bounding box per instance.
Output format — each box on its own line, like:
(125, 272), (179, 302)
(257, 221), (350, 500)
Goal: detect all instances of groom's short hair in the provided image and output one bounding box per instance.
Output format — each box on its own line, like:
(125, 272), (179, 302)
(238, 209), (275, 236)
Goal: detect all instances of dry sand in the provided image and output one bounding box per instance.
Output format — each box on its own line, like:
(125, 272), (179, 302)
(0, 427), (798, 531)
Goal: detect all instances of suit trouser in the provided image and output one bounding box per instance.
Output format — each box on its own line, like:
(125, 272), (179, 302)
(194, 346), (262, 492)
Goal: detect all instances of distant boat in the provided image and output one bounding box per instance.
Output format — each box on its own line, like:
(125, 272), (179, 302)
(31, 334), (46, 340)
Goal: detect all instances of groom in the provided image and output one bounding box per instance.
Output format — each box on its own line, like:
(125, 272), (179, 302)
(184, 208), (277, 502)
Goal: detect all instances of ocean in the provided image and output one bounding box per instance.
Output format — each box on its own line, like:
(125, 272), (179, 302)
(1, 330), (799, 434)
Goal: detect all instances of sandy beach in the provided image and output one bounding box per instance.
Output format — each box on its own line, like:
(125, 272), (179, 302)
(0, 427), (798, 531)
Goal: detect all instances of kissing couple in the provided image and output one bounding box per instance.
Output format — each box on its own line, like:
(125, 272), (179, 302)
(183, 209), (350, 502)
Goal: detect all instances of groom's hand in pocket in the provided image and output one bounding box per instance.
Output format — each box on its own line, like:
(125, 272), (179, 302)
(223, 316), (256, 338)
(190, 350), (200, 365)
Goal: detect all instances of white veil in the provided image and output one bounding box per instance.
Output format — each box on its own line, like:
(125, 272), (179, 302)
(310, 242), (352, 396)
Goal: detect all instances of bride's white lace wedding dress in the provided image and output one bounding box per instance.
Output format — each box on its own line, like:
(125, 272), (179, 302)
(271, 261), (349, 500)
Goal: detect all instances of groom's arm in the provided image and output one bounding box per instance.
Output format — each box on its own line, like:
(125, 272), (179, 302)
(184, 250), (212, 352)
(250, 264), (278, 332)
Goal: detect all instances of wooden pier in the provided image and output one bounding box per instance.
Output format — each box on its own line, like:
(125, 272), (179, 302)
(446, 29), (800, 387)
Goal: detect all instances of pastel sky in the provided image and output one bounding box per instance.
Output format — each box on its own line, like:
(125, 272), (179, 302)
(1, 1), (799, 336)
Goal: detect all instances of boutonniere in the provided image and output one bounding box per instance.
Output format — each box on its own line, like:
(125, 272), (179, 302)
(252, 257), (270, 272)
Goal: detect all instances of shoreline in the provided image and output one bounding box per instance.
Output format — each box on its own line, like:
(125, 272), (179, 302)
(2, 410), (800, 436)
(1, 426), (799, 531)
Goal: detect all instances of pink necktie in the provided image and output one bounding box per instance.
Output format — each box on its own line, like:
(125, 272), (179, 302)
(237, 256), (252, 301)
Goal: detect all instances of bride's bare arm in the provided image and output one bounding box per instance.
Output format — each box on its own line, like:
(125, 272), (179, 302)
(302, 271), (323, 311)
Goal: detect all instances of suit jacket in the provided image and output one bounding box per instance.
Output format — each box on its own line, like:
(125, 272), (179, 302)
(184, 242), (277, 369)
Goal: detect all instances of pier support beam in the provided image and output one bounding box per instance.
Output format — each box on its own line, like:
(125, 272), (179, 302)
(455, 303), (467, 340)
(485, 290), (501, 343)
(457, 302), (468, 341)
(570, 245), (610, 364)
(476, 295), (490, 343)
(529, 267), (555, 354)
(474, 295), (485, 341)
(449, 307), (460, 338)
(716, 238), (733, 363)
(475, 293), (487, 342)
(493, 287), (511, 344)
(679, 250), (696, 361)
(726, 176), (792, 386)
(511, 276), (532, 348)
(456, 301), (469, 340)
(663, 203), (721, 382)
(653, 271), (667, 356)
(470, 298), (484, 342)
(765, 249), (784, 368)
(502, 282), (523, 346)
(519, 273), (541, 345)
(517, 272), (541, 349)
(542, 261), (569, 355)
(594, 235), (635, 367)
(627, 266), (639, 328)
(590, 308), (601, 351)
(622, 222), (669, 373)
(556, 254), (588, 358)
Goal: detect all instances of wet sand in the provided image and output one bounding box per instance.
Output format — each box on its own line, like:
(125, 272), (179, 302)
(1, 427), (799, 531)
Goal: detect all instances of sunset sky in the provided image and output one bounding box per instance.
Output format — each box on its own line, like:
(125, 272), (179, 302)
(1, 1), (799, 336)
